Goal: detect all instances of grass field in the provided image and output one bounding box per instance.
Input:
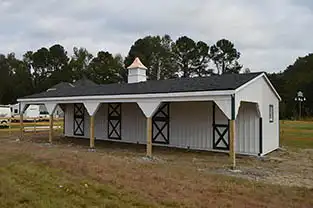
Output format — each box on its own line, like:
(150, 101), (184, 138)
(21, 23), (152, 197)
(280, 120), (313, 149)
(0, 120), (312, 207)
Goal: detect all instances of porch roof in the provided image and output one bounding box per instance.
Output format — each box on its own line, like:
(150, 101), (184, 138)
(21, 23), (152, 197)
(20, 72), (263, 100)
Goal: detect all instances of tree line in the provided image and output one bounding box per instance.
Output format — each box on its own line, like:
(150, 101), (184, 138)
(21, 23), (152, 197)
(0, 35), (242, 105)
(268, 53), (313, 119)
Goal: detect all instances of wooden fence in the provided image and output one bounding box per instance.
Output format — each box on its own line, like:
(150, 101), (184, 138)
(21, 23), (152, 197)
(0, 117), (64, 136)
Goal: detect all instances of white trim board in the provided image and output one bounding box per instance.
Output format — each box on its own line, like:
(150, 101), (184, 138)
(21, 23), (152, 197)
(18, 90), (235, 103)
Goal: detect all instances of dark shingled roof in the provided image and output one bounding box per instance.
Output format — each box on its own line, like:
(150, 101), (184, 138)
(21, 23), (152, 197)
(22, 72), (263, 99)
(47, 82), (75, 91)
(73, 77), (98, 87)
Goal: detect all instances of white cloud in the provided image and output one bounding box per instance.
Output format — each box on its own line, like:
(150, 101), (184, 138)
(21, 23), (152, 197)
(0, 0), (312, 72)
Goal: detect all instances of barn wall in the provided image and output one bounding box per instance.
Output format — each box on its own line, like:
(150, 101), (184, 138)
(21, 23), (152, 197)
(64, 103), (90, 138)
(94, 103), (147, 143)
(236, 102), (259, 155)
(64, 103), (74, 137)
(169, 101), (213, 150)
(236, 76), (280, 155)
(63, 100), (264, 155)
(261, 81), (280, 155)
(121, 103), (147, 143)
(95, 104), (107, 140)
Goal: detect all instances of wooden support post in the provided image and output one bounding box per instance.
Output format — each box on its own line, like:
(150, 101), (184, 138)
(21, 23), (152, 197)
(90, 116), (95, 149)
(8, 117), (12, 136)
(34, 118), (37, 134)
(229, 119), (236, 169)
(146, 117), (152, 157)
(19, 114), (24, 140)
(49, 115), (54, 143)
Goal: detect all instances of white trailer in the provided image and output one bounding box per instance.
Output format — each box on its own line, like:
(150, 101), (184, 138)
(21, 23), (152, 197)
(0, 105), (12, 126)
(10, 103), (50, 121)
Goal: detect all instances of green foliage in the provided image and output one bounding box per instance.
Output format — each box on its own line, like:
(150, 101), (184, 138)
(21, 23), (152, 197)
(210, 39), (242, 74)
(0, 35), (243, 105)
(269, 53), (313, 119)
(124, 35), (177, 80)
(69, 47), (93, 81)
(87, 51), (123, 84)
(172, 36), (211, 77)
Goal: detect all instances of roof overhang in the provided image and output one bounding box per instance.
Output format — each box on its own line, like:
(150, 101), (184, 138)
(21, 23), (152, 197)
(17, 90), (236, 104)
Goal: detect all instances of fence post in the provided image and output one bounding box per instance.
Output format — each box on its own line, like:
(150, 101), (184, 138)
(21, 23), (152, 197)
(34, 117), (37, 134)
(8, 117), (12, 136)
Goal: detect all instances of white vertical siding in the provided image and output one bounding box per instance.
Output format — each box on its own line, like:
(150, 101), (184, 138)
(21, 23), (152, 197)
(169, 101), (212, 150)
(94, 103), (146, 144)
(236, 102), (259, 155)
(64, 103), (90, 138)
(121, 103), (146, 144)
(64, 104), (74, 137)
(262, 81), (279, 155)
(236, 76), (280, 155)
(95, 104), (107, 140)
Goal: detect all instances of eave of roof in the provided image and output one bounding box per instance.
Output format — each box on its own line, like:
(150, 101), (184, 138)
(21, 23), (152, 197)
(18, 72), (264, 101)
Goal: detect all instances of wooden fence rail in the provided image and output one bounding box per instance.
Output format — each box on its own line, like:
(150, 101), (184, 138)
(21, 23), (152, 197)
(0, 117), (64, 134)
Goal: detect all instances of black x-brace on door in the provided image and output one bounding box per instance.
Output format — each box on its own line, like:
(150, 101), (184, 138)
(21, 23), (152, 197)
(212, 103), (230, 150)
(152, 103), (170, 144)
(74, 103), (85, 136)
(108, 103), (122, 140)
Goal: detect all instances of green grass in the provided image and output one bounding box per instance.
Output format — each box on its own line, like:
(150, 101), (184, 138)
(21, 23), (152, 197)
(0, 154), (154, 208)
(280, 120), (313, 130)
(280, 120), (313, 149)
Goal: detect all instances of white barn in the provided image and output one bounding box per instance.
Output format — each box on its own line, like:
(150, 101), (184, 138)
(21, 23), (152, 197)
(17, 58), (281, 166)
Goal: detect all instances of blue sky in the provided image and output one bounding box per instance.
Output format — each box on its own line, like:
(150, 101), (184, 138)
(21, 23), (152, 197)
(0, 0), (312, 72)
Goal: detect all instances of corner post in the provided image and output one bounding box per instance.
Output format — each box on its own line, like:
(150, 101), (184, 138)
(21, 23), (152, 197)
(90, 115), (95, 149)
(230, 94), (236, 169)
(146, 117), (153, 157)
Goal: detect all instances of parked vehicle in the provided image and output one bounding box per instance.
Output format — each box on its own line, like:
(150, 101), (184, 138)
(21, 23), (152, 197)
(9, 103), (61, 122)
(0, 105), (11, 127)
(10, 104), (42, 121)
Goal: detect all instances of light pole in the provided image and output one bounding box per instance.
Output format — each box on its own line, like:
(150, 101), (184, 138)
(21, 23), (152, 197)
(294, 91), (306, 120)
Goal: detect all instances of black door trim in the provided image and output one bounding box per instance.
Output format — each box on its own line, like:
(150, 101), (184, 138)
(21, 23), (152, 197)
(212, 102), (230, 150)
(108, 103), (122, 140)
(152, 103), (170, 144)
(74, 103), (84, 136)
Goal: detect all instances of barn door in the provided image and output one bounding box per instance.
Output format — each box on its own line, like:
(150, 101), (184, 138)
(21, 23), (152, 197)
(74, 104), (84, 136)
(212, 103), (229, 150)
(152, 103), (170, 144)
(108, 103), (121, 140)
